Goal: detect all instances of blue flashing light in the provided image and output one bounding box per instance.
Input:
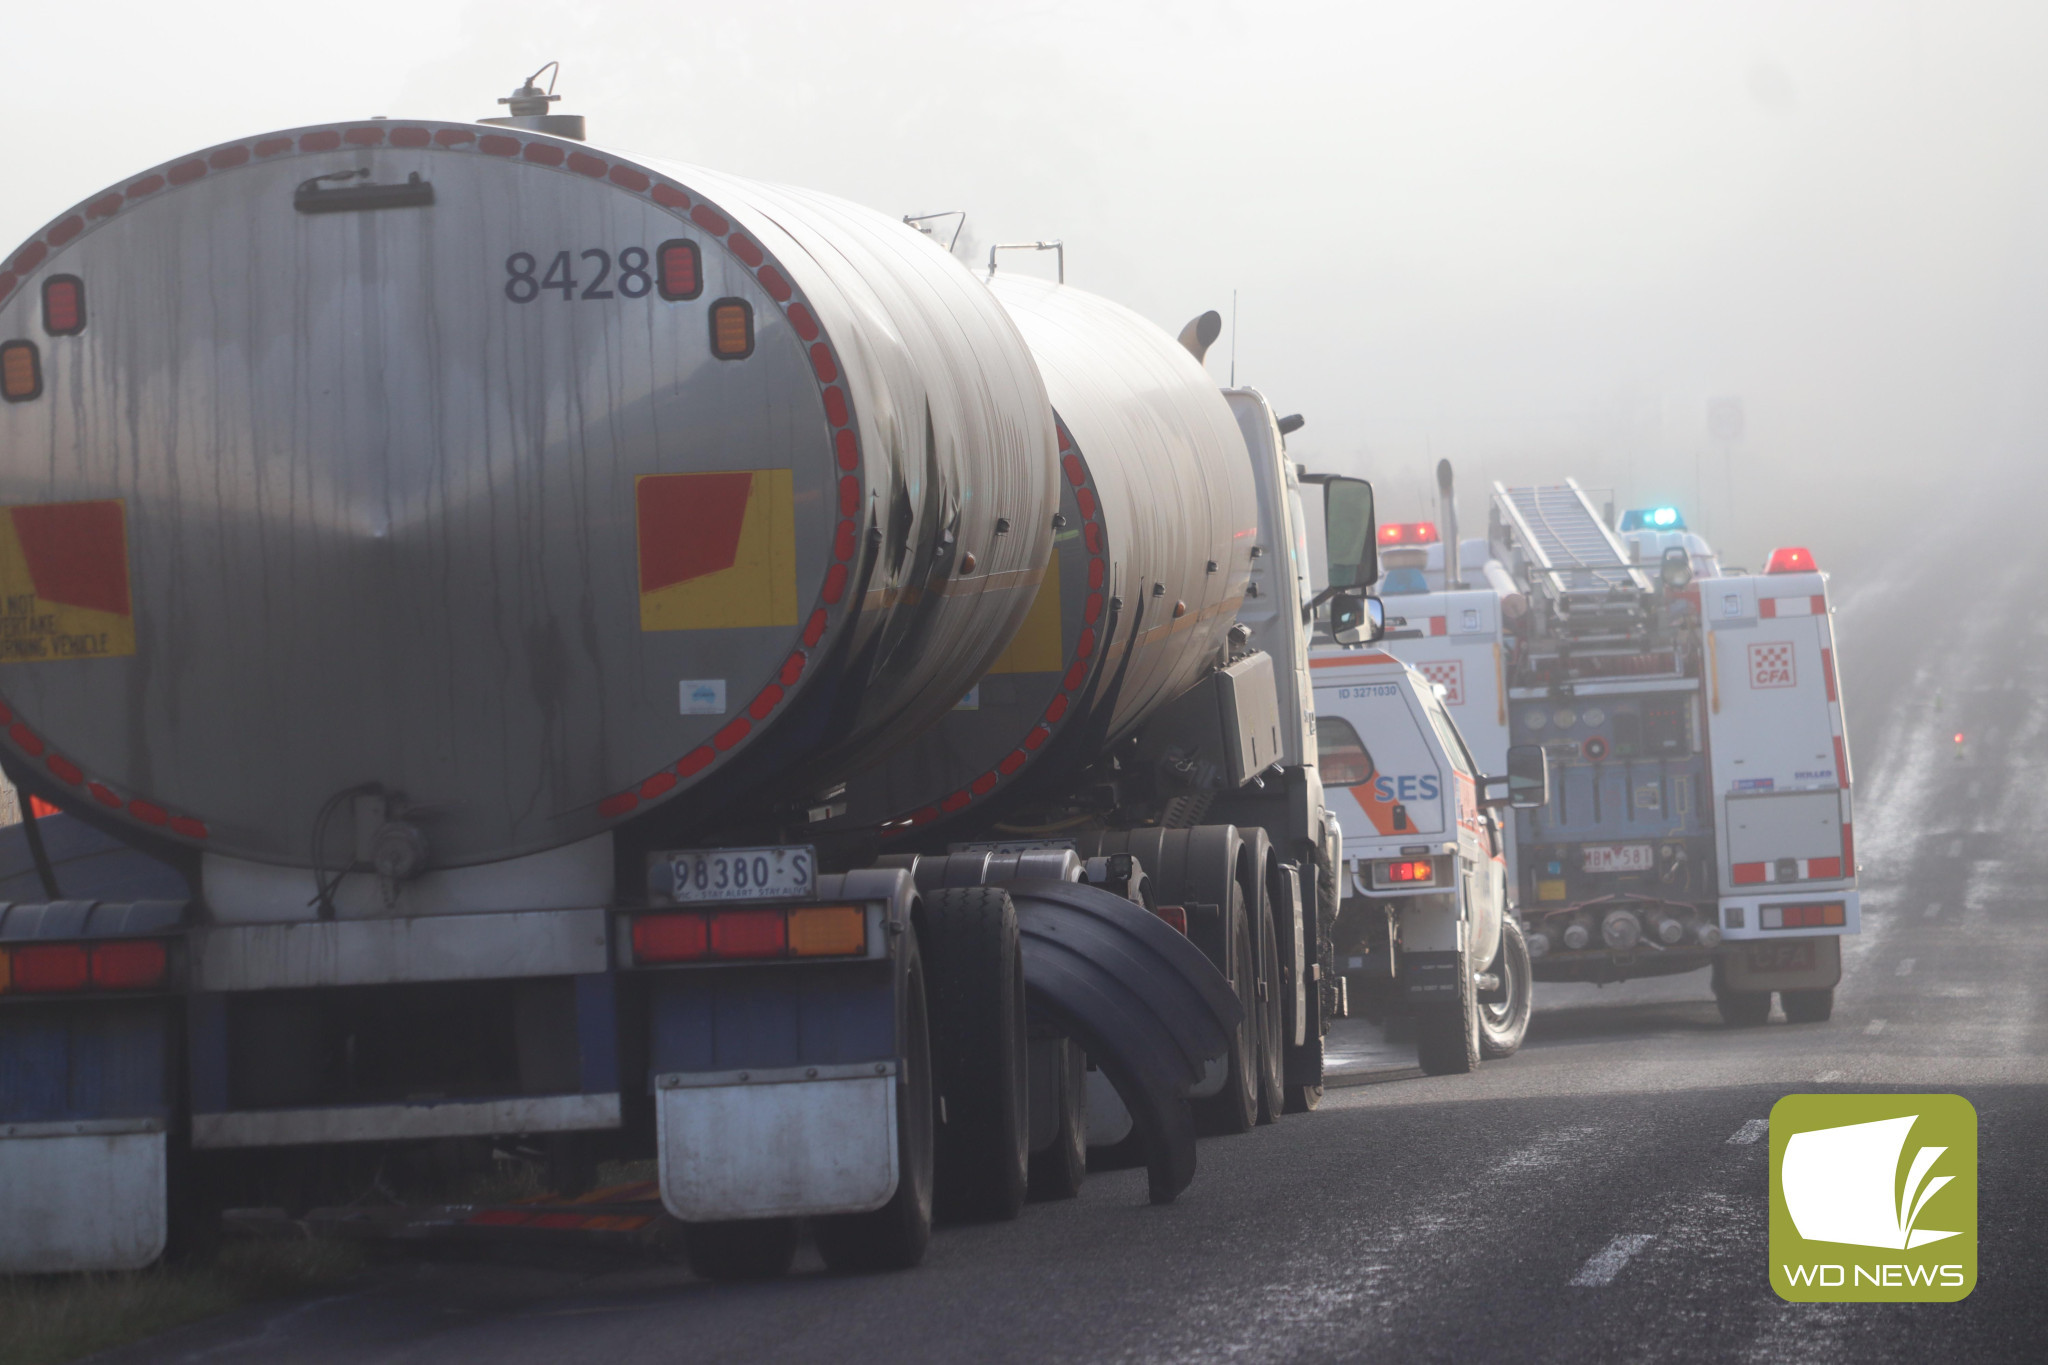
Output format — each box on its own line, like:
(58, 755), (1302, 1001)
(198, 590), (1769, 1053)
(1619, 506), (1686, 532)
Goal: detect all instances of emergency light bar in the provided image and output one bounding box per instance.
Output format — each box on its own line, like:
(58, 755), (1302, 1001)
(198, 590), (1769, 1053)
(1618, 507), (1685, 531)
(1377, 522), (1440, 546)
(1764, 546), (1818, 574)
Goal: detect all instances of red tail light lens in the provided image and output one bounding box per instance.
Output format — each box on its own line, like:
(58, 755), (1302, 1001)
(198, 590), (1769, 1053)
(633, 912), (710, 963)
(1376, 859), (1436, 886)
(91, 940), (168, 989)
(12, 943), (90, 992)
(1154, 904), (1189, 935)
(709, 908), (786, 958)
(1377, 522), (1439, 546)
(1765, 546), (1817, 574)
(43, 275), (85, 336)
(657, 239), (702, 301)
(1, 340), (42, 402)
(709, 299), (754, 360)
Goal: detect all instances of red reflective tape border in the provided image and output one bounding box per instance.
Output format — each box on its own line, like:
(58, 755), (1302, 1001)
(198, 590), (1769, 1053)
(882, 415), (1098, 836)
(0, 122), (870, 836)
(1834, 736), (1850, 788)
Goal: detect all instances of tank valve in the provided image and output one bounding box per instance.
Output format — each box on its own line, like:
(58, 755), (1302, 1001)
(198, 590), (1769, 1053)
(372, 820), (430, 903)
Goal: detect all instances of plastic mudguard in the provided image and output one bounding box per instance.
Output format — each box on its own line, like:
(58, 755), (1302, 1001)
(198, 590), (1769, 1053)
(1002, 878), (1240, 1204)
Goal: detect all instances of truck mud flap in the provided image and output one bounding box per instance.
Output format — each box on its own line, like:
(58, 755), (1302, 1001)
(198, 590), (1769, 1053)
(1003, 878), (1241, 1204)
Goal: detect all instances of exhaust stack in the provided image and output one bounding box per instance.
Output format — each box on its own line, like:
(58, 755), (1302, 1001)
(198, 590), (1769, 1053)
(1437, 459), (1463, 588)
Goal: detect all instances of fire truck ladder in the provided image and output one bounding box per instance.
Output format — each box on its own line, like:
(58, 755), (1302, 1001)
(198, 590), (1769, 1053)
(1492, 480), (1654, 625)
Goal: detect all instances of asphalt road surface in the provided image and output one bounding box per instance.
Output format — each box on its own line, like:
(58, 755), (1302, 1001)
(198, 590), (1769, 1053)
(102, 516), (2048, 1365)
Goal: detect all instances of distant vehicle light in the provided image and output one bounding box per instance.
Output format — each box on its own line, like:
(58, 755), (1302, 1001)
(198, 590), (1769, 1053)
(1619, 506), (1686, 532)
(1764, 546), (1817, 574)
(1377, 521), (1439, 545)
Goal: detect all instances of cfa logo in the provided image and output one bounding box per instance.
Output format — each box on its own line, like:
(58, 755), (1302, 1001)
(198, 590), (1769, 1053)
(1770, 1094), (1976, 1301)
(1749, 642), (1796, 689)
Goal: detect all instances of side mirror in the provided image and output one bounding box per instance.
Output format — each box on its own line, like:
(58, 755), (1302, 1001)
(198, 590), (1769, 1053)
(1660, 545), (1693, 590)
(1322, 477), (1377, 589)
(1483, 744), (1550, 809)
(1330, 590), (1382, 646)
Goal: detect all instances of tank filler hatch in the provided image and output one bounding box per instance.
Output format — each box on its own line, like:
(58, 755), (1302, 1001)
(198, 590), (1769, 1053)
(481, 62), (586, 141)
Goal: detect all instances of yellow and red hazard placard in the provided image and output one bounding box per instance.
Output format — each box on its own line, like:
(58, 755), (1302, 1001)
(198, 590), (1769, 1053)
(0, 499), (135, 663)
(636, 470), (798, 631)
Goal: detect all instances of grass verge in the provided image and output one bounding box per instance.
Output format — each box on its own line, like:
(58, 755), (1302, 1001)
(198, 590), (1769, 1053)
(0, 1238), (367, 1365)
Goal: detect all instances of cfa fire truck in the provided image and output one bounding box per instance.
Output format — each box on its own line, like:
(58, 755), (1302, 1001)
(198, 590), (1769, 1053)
(1363, 464), (1857, 1025)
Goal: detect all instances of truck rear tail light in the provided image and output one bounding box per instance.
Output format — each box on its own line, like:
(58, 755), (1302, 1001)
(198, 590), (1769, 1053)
(1761, 902), (1845, 930)
(9, 943), (90, 992)
(788, 906), (865, 957)
(1153, 904), (1189, 935)
(709, 300), (754, 359)
(633, 912), (711, 963)
(90, 940), (169, 989)
(710, 908), (786, 957)
(43, 275), (85, 336)
(1374, 858), (1436, 888)
(1765, 546), (1817, 574)
(634, 906), (873, 964)
(1, 340), (42, 402)
(656, 239), (702, 301)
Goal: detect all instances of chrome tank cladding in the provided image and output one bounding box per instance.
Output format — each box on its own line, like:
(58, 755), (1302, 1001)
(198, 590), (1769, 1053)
(830, 277), (1255, 834)
(0, 121), (1054, 868)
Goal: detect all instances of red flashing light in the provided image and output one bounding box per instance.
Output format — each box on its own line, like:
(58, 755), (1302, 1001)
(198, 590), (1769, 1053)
(1765, 546), (1817, 574)
(1954, 733), (1965, 745)
(1377, 522), (1440, 546)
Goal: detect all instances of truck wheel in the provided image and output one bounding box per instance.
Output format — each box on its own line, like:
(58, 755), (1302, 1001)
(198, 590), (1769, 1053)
(1781, 988), (1834, 1024)
(1027, 1039), (1087, 1201)
(1192, 887), (1259, 1136)
(682, 1218), (799, 1280)
(815, 933), (935, 1273)
(1253, 886), (1286, 1125)
(1711, 960), (1772, 1027)
(1415, 949), (1481, 1075)
(922, 886), (1029, 1224)
(1478, 917), (1533, 1060)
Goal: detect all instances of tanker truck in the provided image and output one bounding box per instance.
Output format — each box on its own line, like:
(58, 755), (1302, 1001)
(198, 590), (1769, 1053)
(0, 77), (1378, 1277)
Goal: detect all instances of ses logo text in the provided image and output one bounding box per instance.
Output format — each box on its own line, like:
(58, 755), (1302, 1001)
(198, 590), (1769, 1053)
(1769, 1094), (1976, 1302)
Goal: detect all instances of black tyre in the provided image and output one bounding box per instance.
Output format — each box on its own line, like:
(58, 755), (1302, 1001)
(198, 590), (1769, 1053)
(815, 932), (935, 1273)
(1478, 916), (1534, 1060)
(921, 886), (1029, 1224)
(1415, 948), (1480, 1075)
(1712, 960), (1772, 1027)
(1192, 886), (1259, 1136)
(683, 1218), (799, 1281)
(1781, 987), (1834, 1024)
(1253, 882), (1286, 1125)
(1027, 1038), (1087, 1201)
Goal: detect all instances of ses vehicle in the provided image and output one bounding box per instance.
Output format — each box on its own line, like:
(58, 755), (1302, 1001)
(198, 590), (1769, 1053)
(1304, 643), (1545, 1074)
(0, 77), (1383, 1277)
(1368, 464), (1857, 1026)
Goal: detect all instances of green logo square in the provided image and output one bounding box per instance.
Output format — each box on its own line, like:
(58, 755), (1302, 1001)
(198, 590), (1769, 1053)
(1769, 1093), (1977, 1301)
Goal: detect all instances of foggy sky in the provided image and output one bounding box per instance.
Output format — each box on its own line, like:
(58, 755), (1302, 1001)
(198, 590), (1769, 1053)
(13, 0), (2048, 570)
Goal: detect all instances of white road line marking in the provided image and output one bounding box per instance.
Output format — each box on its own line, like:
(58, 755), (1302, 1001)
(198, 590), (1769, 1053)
(1925, 903), (1942, 918)
(1570, 1234), (1655, 1286)
(1865, 1019), (1887, 1036)
(1727, 1119), (1769, 1144)
(1897, 958), (1916, 977)
(1815, 1070), (1845, 1082)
